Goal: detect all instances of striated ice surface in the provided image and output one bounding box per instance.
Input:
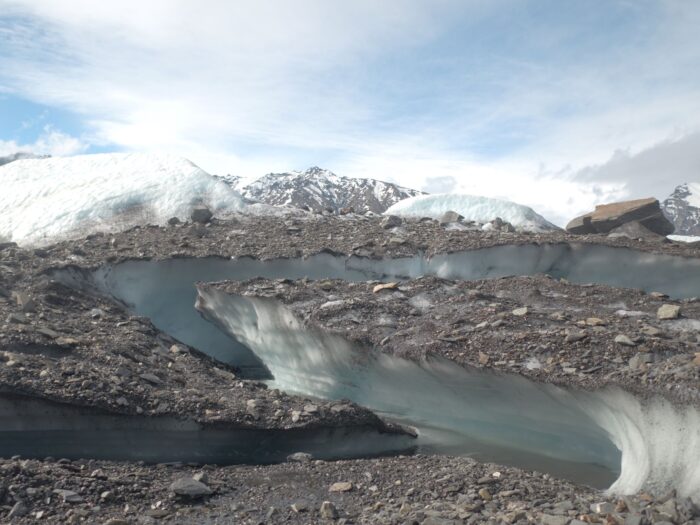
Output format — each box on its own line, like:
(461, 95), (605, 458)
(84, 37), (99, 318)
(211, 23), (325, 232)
(385, 193), (559, 232)
(0, 153), (247, 246)
(196, 288), (700, 499)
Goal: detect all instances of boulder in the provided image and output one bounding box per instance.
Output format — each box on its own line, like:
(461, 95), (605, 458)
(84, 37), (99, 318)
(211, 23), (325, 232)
(439, 211), (464, 225)
(190, 206), (213, 224)
(170, 477), (213, 498)
(566, 198), (674, 235)
(381, 215), (402, 229)
(607, 221), (666, 241)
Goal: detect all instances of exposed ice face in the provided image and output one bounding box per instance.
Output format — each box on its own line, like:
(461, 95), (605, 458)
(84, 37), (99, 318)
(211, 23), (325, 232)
(385, 193), (559, 232)
(196, 288), (700, 499)
(0, 153), (247, 246)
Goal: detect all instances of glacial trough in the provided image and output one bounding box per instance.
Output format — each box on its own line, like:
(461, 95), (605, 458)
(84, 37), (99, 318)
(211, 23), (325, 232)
(43, 242), (700, 499)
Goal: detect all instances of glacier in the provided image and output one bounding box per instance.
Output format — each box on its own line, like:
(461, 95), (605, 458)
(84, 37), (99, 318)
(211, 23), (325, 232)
(385, 193), (559, 232)
(0, 153), (247, 247)
(51, 245), (700, 498)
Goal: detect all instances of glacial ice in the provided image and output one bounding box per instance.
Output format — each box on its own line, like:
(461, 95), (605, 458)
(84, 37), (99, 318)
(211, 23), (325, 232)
(52, 243), (700, 498)
(384, 193), (559, 232)
(0, 153), (247, 246)
(196, 288), (700, 498)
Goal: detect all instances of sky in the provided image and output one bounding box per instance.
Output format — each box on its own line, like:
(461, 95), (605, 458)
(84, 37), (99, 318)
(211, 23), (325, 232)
(1, 0), (699, 225)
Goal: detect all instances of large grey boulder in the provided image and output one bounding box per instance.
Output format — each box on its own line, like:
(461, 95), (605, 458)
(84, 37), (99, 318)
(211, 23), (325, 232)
(190, 206), (213, 224)
(566, 198), (674, 235)
(439, 211), (464, 225)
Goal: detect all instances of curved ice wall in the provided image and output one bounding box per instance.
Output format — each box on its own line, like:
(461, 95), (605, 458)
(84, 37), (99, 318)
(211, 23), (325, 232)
(196, 287), (700, 500)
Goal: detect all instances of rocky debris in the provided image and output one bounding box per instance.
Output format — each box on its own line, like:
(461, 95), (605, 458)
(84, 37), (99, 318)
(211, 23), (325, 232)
(567, 198), (675, 236)
(190, 205), (213, 224)
(1, 213), (700, 521)
(0, 455), (697, 525)
(658, 304), (681, 320)
(484, 216), (516, 233)
(169, 476), (213, 498)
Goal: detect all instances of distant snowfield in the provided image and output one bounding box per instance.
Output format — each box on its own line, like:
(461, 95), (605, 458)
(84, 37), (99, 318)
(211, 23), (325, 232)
(385, 194), (559, 232)
(0, 153), (248, 247)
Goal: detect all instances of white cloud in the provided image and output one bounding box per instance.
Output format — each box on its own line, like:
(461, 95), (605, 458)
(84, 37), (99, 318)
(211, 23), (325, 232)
(0, 0), (699, 226)
(0, 125), (86, 157)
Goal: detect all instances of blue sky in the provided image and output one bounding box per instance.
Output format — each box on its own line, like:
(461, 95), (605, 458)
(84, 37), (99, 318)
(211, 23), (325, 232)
(1, 0), (699, 224)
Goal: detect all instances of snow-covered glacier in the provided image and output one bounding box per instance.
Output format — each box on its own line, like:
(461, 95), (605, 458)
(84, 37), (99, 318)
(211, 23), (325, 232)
(0, 153), (247, 246)
(385, 193), (559, 232)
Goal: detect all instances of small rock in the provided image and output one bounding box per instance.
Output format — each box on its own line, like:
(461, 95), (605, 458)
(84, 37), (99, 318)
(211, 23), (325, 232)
(629, 353), (653, 370)
(539, 515), (569, 525)
(13, 291), (36, 312)
(103, 520), (129, 525)
(167, 217), (181, 226)
(373, 282), (399, 293)
(329, 481), (353, 493)
(512, 307), (528, 317)
(320, 501), (338, 519)
(478, 488), (492, 501)
(287, 452), (313, 463)
(140, 373), (163, 385)
(657, 304), (681, 320)
(192, 471), (208, 484)
(170, 477), (213, 498)
(53, 489), (83, 503)
(291, 502), (308, 513)
(7, 312), (27, 324)
(590, 501), (616, 514)
(8, 501), (29, 518)
(585, 317), (606, 326)
(614, 334), (636, 347)
(565, 330), (587, 343)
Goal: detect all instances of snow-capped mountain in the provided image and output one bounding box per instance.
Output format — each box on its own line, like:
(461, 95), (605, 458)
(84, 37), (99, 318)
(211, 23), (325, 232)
(385, 193), (559, 233)
(0, 152), (49, 166)
(217, 167), (425, 213)
(0, 153), (247, 246)
(662, 183), (700, 236)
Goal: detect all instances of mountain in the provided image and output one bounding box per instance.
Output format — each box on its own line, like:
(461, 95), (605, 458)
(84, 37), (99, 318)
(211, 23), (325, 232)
(385, 193), (559, 233)
(662, 183), (700, 235)
(0, 153), (246, 246)
(217, 167), (425, 214)
(0, 152), (49, 166)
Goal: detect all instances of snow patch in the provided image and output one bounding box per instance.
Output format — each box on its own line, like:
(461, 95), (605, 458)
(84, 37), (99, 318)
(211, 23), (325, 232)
(669, 235), (700, 243)
(0, 153), (247, 246)
(385, 194), (559, 232)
